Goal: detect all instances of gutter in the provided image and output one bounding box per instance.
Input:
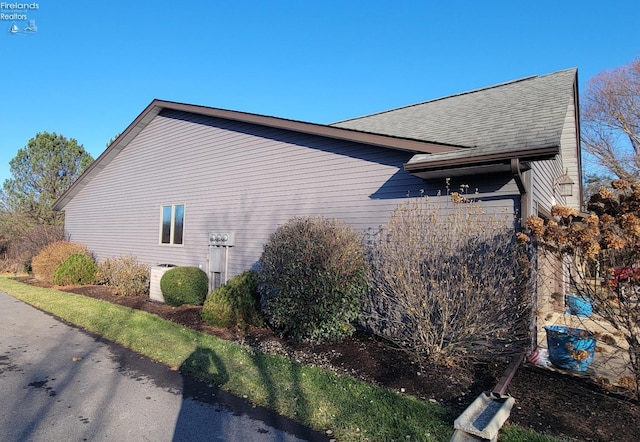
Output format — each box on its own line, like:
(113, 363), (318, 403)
(404, 152), (540, 223)
(403, 145), (559, 173)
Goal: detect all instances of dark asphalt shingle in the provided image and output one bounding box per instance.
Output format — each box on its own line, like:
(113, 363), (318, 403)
(332, 69), (576, 152)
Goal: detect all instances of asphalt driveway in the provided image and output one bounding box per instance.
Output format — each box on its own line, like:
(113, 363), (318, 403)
(0, 291), (329, 442)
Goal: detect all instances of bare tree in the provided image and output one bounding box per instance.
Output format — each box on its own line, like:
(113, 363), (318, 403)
(582, 58), (640, 183)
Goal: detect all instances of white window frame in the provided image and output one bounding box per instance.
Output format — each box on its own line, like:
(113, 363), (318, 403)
(159, 203), (185, 246)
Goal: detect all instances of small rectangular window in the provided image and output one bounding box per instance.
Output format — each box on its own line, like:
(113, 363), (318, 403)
(173, 204), (184, 244)
(160, 204), (184, 245)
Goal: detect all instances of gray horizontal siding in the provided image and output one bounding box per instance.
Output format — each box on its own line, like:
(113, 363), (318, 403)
(530, 96), (579, 216)
(530, 156), (562, 213)
(559, 99), (581, 210)
(63, 110), (520, 279)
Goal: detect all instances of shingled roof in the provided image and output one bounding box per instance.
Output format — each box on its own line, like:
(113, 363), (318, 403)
(332, 68), (577, 152)
(54, 69), (579, 211)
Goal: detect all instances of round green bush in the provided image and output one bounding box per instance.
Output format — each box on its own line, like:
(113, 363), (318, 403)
(202, 271), (263, 330)
(160, 266), (208, 306)
(52, 253), (98, 286)
(258, 216), (368, 343)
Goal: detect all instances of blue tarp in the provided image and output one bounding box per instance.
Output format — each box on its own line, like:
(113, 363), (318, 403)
(545, 325), (595, 372)
(565, 294), (593, 317)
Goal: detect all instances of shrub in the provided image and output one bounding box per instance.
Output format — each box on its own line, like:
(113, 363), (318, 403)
(96, 255), (150, 296)
(258, 216), (368, 343)
(52, 254), (98, 286)
(3, 222), (65, 275)
(202, 271), (263, 330)
(160, 266), (208, 306)
(525, 180), (640, 399)
(31, 241), (92, 284)
(365, 190), (532, 366)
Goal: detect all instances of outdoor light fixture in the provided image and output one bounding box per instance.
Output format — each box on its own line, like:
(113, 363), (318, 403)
(555, 169), (574, 197)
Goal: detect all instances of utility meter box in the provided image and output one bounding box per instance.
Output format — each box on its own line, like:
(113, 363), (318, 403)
(209, 232), (235, 247)
(208, 232), (235, 291)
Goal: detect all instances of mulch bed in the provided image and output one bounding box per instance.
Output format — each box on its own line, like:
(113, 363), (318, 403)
(21, 278), (640, 441)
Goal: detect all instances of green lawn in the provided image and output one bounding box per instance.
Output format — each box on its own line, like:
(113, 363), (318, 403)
(0, 276), (562, 442)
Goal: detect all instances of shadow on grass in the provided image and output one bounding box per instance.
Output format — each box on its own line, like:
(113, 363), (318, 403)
(248, 349), (311, 425)
(174, 346), (329, 441)
(179, 346), (229, 386)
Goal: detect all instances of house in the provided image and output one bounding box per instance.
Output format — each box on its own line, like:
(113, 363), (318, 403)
(53, 68), (581, 302)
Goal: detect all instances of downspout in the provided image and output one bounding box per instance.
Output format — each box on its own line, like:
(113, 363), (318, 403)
(510, 158), (529, 222)
(511, 157), (538, 357)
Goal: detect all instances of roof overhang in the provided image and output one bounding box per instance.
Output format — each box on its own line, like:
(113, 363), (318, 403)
(157, 100), (463, 154)
(403, 144), (560, 180)
(54, 99), (464, 211)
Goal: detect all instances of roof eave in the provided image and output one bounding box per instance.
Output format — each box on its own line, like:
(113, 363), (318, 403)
(157, 100), (463, 155)
(53, 99), (464, 211)
(403, 145), (559, 178)
(53, 101), (164, 211)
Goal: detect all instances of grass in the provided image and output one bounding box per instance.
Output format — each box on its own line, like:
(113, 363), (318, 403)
(0, 276), (562, 441)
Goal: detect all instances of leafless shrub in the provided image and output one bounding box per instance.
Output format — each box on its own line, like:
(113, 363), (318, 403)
(363, 192), (533, 366)
(96, 255), (149, 296)
(0, 214), (65, 272)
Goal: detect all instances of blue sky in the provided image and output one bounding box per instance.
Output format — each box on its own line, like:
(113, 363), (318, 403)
(0, 1), (638, 184)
